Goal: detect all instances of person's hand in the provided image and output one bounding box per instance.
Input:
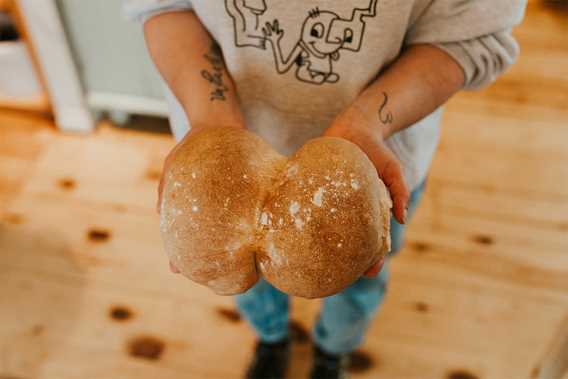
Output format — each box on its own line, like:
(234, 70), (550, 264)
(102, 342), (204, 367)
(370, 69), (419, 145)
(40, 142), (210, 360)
(364, 256), (385, 278)
(158, 123), (245, 274)
(324, 105), (410, 277)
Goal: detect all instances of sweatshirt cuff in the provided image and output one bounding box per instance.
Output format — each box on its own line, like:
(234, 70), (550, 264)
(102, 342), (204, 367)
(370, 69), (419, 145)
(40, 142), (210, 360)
(433, 31), (520, 90)
(123, 0), (193, 23)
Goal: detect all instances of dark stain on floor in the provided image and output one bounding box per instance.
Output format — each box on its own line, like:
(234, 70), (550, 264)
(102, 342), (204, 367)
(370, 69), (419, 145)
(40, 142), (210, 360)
(348, 350), (374, 373)
(110, 306), (133, 322)
(58, 178), (76, 190)
(2, 213), (24, 225)
(542, 0), (568, 12)
(217, 307), (241, 323)
(411, 241), (431, 253)
(127, 336), (165, 361)
(87, 228), (111, 243)
(473, 234), (494, 246)
(447, 369), (479, 379)
(31, 324), (45, 336)
(113, 204), (128, 213)
(530, 365), (541, 378)
(289, 320), (310, 343)
(557, 222), (568, 232)
(415, 302), (430, 313)
(145, 169), (162, 182)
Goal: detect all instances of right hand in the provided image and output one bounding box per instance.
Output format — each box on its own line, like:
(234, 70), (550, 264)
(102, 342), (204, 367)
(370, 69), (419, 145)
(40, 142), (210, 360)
(324, 105), (410, 224)
(158, 123), (245, 274)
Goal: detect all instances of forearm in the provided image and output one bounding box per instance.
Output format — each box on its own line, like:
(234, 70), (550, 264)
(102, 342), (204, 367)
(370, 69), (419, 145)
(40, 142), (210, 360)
(144, 11), (244, 129)
(350, 44), (465, 139)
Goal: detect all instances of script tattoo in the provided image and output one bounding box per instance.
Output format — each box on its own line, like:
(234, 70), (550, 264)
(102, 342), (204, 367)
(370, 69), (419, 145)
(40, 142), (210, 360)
(378, 92), (393, 125)
(201, 42), (228, 101)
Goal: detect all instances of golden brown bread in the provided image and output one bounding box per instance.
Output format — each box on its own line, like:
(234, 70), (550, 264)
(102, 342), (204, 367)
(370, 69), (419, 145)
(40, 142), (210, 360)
(160, 127), (392, 298)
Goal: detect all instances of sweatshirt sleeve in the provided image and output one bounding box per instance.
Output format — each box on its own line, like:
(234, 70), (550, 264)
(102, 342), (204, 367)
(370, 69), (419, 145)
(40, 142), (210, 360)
(405, 0), (528, 90)
(122, 0), (193, 23)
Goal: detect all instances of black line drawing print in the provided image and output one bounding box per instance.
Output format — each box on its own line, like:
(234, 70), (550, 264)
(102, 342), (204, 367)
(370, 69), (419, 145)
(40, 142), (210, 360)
(261, 0), (378, 85)
(225, 0), (268, 49)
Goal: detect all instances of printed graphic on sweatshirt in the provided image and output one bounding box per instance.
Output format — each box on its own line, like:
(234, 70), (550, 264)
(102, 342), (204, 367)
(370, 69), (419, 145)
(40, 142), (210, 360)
(225, 0), (268, 48)
(225, 0), (378, 85)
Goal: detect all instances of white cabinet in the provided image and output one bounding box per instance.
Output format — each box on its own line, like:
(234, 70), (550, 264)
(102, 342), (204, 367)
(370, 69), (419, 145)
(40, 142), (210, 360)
(14, 0), (169, 132)
(57, 0), (169, 120)
(0, 41), (43, 109)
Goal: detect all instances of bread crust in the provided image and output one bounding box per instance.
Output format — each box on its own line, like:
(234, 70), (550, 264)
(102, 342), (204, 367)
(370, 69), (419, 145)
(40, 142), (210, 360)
(160, 127), (391, 298)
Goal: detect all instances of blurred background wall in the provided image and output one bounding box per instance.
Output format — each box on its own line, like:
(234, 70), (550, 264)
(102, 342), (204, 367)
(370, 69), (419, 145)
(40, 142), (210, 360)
(56, 0), (168, 117)
(0, 1), (567, 379)
(0, 0), (169, 130)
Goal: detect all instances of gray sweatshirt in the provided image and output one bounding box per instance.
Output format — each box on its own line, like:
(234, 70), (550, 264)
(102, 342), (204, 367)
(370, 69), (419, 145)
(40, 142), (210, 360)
(125, 0), (526, 191)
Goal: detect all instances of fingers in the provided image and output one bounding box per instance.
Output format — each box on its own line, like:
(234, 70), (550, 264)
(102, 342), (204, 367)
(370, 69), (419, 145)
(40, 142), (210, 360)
(364, 257), (385, 278)
(325, 124), (410, 224)
(380, 159), (410, 224)
(361, 139), (409, 224)
(169, 261), (181, 274)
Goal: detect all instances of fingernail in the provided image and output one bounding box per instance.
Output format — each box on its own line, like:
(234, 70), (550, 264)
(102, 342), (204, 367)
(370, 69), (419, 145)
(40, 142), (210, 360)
(403, 208), (408, 224)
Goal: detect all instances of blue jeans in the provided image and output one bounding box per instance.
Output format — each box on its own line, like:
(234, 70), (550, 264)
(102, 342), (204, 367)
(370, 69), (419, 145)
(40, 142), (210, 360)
(236, 180), (427, 354)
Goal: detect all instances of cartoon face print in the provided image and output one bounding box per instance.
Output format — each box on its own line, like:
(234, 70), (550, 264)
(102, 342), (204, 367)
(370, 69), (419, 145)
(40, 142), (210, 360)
(327, 14), (372, 52)
(301, 10), (344, 57)
(227, 0), (378, 85)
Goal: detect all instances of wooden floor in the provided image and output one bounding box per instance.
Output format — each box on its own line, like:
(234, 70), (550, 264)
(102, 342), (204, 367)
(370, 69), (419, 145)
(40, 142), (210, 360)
(1, 2), (568, 379)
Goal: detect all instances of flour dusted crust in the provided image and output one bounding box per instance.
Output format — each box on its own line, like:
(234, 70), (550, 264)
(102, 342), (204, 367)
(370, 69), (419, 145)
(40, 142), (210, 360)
(160, 127), (392, 298)
(259, 137), (392, 298)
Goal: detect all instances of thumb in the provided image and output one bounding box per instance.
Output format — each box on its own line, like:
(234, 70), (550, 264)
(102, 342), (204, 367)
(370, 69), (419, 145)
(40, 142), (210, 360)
(364, 257), (385, 278)
(169, 261), (181, 274)
(362, 143), (409, 224)
(380, 159), (410, 224)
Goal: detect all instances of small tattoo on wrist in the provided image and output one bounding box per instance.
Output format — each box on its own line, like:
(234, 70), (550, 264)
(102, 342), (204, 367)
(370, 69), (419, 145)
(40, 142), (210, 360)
(378, 92), (393, 125)
(201, 42), (228, 101)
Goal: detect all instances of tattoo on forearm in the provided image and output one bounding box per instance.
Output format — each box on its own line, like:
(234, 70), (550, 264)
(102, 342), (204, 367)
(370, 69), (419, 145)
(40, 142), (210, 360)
(378, 92), (393, 125)
(201, 42), (228, 101)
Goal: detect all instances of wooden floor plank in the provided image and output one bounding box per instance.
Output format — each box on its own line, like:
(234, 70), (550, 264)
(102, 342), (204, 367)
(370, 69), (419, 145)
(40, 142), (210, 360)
(1, 2), (568, 378)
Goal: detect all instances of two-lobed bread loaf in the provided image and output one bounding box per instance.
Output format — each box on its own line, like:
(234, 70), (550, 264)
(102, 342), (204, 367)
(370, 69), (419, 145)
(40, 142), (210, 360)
(160, 127), (391, 298)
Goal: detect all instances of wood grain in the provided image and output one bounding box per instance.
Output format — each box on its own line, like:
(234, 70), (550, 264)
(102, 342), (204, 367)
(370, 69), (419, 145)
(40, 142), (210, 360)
(0, 0), (12, 12)
(0, 2), (567, 379)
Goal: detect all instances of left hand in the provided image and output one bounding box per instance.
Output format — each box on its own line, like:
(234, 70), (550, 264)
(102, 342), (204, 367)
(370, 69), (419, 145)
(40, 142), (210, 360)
(324, 105), (410, 277)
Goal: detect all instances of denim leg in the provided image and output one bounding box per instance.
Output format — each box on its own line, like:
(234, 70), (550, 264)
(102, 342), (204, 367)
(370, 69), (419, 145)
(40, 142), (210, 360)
(235, 278), (290, 343)
(313, 263), (389, 355)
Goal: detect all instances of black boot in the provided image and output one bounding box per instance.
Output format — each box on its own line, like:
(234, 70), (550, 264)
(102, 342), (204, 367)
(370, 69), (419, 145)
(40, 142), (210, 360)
(245, 339), (290, 379)
(310, 345), (349, 379)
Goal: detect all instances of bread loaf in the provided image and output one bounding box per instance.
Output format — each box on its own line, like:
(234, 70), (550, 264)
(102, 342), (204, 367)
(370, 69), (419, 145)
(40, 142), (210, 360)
(160, 127), (392, 298)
